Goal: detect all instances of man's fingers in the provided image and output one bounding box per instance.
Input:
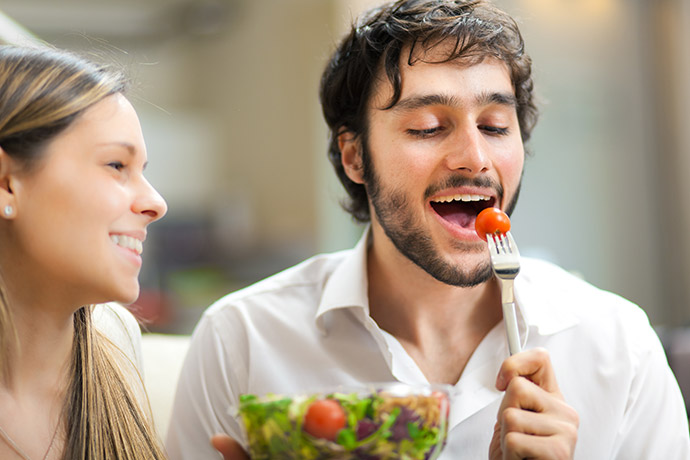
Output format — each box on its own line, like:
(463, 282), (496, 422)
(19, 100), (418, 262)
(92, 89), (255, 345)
(210, 434), (249, 460)
(499, 404), (579, 438)
(493, 349), (579, 459)
(496, 347), (560, 393)
(502, 431), (576, 460)
(493, 370), (580, 460)
(498, 375), (553, 413)
(498, 375), (579, 429)
(488, 421), (502, 460)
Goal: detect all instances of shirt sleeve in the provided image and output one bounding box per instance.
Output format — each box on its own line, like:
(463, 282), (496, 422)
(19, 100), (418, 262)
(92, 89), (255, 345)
(165, 307), (249, 460)
(609, 319), (690, 459)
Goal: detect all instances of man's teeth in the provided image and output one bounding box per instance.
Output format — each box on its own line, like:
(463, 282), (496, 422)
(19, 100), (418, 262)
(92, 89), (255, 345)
(431, 194), (491, 203)
(110, 235), (143, 255)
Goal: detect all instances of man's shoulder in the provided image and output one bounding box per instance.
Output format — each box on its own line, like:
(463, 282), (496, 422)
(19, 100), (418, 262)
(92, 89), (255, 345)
(518, 257), (653, 338)
(519, 256), (633, 307)
(203, 248), (353, 318)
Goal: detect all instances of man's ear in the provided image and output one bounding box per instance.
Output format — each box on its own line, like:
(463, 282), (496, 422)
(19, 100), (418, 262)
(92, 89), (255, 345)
(338, 130), (365, 185)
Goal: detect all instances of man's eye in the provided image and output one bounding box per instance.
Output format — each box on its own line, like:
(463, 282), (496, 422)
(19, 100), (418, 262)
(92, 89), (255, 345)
(480, 125), (509, 136)
(108, 161), (125, 171)
(407, 127), (442, 138)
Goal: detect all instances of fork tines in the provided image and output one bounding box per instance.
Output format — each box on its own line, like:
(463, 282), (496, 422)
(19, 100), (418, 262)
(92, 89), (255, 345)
(487, 232), (520, 275)
(492, 233), (510, 252)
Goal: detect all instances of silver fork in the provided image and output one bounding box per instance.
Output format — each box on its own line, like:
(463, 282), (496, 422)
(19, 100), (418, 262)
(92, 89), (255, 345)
(486, 231), (522, 355)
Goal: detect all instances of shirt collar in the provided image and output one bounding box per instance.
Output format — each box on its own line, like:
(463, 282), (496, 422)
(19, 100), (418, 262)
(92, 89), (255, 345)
(314, 227), (579, 340)
(315, 227), (371, 334)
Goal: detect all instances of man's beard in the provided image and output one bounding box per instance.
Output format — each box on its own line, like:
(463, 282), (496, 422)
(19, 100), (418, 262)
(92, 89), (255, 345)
(361, 142), (521, 288)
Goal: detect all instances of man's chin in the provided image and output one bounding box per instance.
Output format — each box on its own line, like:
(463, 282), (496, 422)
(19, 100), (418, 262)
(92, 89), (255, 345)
(418, 259), (494, 288)
(448, 237), (489, 253)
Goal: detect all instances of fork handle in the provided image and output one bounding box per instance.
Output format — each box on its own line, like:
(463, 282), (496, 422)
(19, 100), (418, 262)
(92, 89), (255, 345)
(502, 301), (521, 355)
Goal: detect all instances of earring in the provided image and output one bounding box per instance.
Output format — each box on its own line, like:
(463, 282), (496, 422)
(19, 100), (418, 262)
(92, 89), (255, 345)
(3, 205), (12, 217)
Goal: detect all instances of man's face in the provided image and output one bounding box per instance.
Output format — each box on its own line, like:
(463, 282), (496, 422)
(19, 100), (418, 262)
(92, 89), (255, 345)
(357, 51), (525, 287)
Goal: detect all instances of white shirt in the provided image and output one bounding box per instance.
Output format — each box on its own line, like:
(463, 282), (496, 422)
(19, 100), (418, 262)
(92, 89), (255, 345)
(92, 302), (144, 371)
(166, 230), (690, 459)
(92, 302), (147, 407)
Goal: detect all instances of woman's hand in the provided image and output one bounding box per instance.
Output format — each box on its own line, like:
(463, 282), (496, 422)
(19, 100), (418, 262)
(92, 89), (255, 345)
(211, 434), (249, 460)
(489, 348), (579, 459)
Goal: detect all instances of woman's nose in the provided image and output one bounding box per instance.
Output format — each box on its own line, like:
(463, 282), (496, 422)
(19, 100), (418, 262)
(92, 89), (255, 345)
(133, 178), (168, 222)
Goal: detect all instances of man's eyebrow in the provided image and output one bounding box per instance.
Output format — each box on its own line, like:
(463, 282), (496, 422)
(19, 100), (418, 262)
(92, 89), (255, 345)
(476, 91), (517, 108)
(392, 94), (461, 111)
(391, 91), (517, 112)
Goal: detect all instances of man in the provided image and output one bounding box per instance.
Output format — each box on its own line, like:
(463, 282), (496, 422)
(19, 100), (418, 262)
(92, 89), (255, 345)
(167, 1), (690, 458)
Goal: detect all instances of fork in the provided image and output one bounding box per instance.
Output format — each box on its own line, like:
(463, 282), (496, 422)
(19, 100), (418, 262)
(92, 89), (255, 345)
(486, 231), (522, 356)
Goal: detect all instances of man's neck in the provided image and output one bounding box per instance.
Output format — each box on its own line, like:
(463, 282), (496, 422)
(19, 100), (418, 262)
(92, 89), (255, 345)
(365, 228), (503, 384)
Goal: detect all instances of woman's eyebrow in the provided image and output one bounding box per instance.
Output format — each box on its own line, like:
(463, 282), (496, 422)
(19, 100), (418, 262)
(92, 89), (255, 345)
(96, 141), (136, 154)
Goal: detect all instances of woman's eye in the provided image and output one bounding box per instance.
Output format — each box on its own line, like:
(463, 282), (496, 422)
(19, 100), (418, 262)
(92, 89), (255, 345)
(108, 161), (125, 171)
(480, 125), (509, 136)
(407, 127), (442, 138)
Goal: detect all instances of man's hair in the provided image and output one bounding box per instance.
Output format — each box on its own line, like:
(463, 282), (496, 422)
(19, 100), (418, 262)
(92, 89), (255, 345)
(319, 0), (538, 222)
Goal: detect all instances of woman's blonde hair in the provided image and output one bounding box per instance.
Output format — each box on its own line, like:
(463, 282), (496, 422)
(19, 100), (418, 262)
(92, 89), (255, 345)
(0, 45), (165, 459)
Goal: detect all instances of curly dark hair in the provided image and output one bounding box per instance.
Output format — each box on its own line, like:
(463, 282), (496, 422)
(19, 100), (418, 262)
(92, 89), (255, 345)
(319, 0), (538, 223)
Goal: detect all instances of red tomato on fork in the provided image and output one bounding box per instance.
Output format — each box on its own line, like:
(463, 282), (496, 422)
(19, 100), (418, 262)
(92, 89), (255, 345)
(475, 207), (511, 241)
(303, 399), (346, 441)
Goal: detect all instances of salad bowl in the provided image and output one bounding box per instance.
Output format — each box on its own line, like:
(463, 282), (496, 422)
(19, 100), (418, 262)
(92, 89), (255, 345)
(237, 382), (451, 460)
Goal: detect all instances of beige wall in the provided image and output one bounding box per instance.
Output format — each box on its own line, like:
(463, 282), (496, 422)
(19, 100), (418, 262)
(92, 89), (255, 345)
(2, 0), (689, 328)
(648, 0), (690, 326)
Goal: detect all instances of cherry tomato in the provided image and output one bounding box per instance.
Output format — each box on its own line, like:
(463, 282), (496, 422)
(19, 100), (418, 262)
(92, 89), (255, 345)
(432, 391), (451, 419)
(303, 399), (346, 441)
(475, 207), (511, 241)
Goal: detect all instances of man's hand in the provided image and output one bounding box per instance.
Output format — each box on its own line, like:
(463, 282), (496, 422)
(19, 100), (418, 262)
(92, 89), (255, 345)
(211, 434), (249, 460)
(489, 348), (579, 460)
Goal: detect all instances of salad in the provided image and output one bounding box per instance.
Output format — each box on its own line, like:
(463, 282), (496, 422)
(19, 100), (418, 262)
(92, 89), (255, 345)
(238, 384), (450, 460)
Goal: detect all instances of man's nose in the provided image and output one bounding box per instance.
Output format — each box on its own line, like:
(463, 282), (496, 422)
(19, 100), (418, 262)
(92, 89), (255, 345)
(444, 125), (491, 174)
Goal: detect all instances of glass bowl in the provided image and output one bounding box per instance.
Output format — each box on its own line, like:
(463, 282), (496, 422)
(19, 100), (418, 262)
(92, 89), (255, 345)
(237, 382), (451, 460)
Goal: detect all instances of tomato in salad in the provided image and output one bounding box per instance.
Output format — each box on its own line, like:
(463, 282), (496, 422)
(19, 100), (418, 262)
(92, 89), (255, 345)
(303, 399), (346, 441)
(432, 390), (450, 419)
(475, 207), (511, 241)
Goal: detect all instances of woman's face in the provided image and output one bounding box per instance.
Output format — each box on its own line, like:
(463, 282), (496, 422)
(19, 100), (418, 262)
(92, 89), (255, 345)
(7, 93), (167, 306)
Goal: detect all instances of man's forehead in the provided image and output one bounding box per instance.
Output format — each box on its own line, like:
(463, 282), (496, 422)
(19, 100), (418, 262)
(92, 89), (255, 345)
(368, 52), (513, 110)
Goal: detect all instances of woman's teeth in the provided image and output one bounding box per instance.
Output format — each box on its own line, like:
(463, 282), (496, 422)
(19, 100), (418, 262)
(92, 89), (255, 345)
(110, 235), (143, 255)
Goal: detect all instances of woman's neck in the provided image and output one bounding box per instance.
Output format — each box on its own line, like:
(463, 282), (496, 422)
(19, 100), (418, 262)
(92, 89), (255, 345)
(0, 299), (73, 460)
(3, 300), (74, 397)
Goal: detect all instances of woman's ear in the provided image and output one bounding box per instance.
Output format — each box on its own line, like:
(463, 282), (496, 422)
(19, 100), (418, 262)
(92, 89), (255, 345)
(338, 131), (365, 185)
(0, 148), (17, 218)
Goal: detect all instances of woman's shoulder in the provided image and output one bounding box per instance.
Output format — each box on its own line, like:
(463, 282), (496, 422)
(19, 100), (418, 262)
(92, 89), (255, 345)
(92, 302), (143, 371)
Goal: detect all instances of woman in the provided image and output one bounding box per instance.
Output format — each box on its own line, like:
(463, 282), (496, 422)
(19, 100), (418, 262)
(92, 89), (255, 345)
(0, 45), (167, 459)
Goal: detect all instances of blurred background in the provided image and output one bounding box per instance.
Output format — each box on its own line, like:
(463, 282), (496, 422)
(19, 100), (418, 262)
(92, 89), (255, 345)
(1, 0), (689, 334)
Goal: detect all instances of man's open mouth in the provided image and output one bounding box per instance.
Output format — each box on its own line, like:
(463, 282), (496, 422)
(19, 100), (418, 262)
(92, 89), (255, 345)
(430, 194), (495, 229)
